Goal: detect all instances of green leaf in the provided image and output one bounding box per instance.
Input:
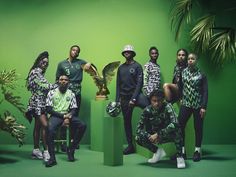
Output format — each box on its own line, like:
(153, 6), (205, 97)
(190, 14), (215, 53)
(170, 0), (193, 41)
(210, 28), (236, 65)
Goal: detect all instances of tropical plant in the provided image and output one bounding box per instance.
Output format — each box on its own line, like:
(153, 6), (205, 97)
(170, 0), (236, 65)
(0, 69), (26, 146)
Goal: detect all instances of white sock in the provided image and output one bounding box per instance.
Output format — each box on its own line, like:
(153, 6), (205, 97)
(195, 147), (201, 153)
(182, 147), (185, 154)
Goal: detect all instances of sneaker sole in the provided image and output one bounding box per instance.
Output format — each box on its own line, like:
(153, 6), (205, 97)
(177, 164), (186, 169)
(32, 155), (43, 160)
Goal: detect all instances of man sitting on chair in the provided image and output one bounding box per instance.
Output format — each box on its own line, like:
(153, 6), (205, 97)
(45, 75), (86, 167)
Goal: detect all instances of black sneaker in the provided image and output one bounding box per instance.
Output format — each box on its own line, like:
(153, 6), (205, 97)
(193, 151), (201, 162)
(67, 148), (75, 162)
(61, 144), (67, 152)
(170, 153), (187, 160)
(45, 159), (57, 167)
(123, 145), (135, 155)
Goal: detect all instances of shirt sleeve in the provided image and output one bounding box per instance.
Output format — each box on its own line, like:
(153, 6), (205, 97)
(80, 59), (87, 65)
(136, 109), (151, 138)
(46, 90), (54, 107)
(158, 104), (179, 137)
(33, 69), (55, 92)
(177, 70), (184, 99)
(115, 67), (120, 102)
(69, 93), (78, 109)
(143, 64), (149, 96)
(131, 64), (143, 100)
(56, 62), (63, 82)
(201, 74), (208, 109)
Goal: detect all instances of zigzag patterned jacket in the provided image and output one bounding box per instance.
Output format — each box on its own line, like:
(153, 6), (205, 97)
(178, 67), (208, 109)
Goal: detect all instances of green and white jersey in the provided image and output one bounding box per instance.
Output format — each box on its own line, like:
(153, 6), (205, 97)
(46, 88), (77, 114)
(56, 58), (87, 95)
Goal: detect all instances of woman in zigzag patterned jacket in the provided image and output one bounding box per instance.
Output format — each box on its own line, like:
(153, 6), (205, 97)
(178, 53), (208, 162)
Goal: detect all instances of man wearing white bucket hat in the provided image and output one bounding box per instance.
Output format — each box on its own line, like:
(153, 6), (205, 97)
(116, 45), (149, 155)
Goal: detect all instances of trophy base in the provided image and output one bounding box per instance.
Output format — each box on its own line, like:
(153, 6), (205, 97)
(95, 95), (108, 101)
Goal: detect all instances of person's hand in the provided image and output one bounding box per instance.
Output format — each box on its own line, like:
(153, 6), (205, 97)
(116, 102), (121, 107)
(149, 133), (158, 143)
(83, 63), (91, 71)
(129, 100), (135, 106)
(62, 118), (70, 126)
(129, 99), (136, 106)
(64, 113), (72, 119)
(200, 108), (206, 118)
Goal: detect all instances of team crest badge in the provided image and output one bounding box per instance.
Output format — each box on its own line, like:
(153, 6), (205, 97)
(129, 68), (135, 73)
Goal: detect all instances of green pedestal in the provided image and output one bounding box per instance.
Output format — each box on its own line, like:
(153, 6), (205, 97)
(90, 100), (108, 151)
(103, 112), (123, 166)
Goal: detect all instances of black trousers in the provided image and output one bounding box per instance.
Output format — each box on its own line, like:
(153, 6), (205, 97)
(60, 94), (81, 140)
(47, 115), (86, 160)
(178, 105), (204, 147)
(120, 93), (149, 146)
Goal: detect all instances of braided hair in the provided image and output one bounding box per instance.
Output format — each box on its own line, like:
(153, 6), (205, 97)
(26, 51), (49, 90)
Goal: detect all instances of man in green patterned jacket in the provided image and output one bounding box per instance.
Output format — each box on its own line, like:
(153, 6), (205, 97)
(178, 53), (208, 162)
(136, 90), (186, 169)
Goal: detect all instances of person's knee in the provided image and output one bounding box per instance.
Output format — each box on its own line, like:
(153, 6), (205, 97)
(80, 122), (87, 131)
(74, 119), (87, 131)
(48, 125), (56, 136)
(163, 83), (169, 89)
(135, 136), (142, 145)
(135, 135), (145, 146)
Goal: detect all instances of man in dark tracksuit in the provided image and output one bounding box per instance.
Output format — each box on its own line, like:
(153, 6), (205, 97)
(45, 75), (86, 167)
(56, 45), (91, 151)
(136, 90), (185, 168)
(116, 45), (149, 155)
(178, 53), (208, 162)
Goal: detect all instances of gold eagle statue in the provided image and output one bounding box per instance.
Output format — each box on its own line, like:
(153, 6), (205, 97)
(82, 61), (120, 100)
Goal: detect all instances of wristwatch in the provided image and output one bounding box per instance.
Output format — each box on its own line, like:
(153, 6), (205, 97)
(132, 98), (136, 102)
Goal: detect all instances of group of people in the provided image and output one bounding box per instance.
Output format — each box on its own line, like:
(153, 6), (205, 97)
(25, 45), (90, 167)
(116, 45), (208, 169)
(25, 44), (208, 169)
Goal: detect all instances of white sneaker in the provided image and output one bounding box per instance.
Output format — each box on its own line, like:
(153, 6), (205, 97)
(32, 149), (43, 159)
(43, 150), (50, 162)
(148, 148), (166, 163)
(177, 156), (186, 169)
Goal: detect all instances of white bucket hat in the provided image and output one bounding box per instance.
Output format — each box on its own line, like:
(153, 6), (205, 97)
(122, 44), (136, 57)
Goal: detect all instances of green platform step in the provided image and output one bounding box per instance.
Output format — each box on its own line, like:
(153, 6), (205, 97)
(90, 100), (123, 166)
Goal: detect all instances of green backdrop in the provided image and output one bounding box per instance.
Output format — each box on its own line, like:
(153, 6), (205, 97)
(0, 0), (235, 145)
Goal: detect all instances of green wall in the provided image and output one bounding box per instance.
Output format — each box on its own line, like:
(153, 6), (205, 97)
(0, 0), (235, 145)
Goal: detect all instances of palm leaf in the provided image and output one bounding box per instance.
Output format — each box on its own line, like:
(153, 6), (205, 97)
(0, 112), (26, 146)
(0, 69), (18, 89)
(2, 88), (25, 113)
(210, 28), (236, 65)
(170, 0), (193, 41)
(190, 14), (215, 53)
